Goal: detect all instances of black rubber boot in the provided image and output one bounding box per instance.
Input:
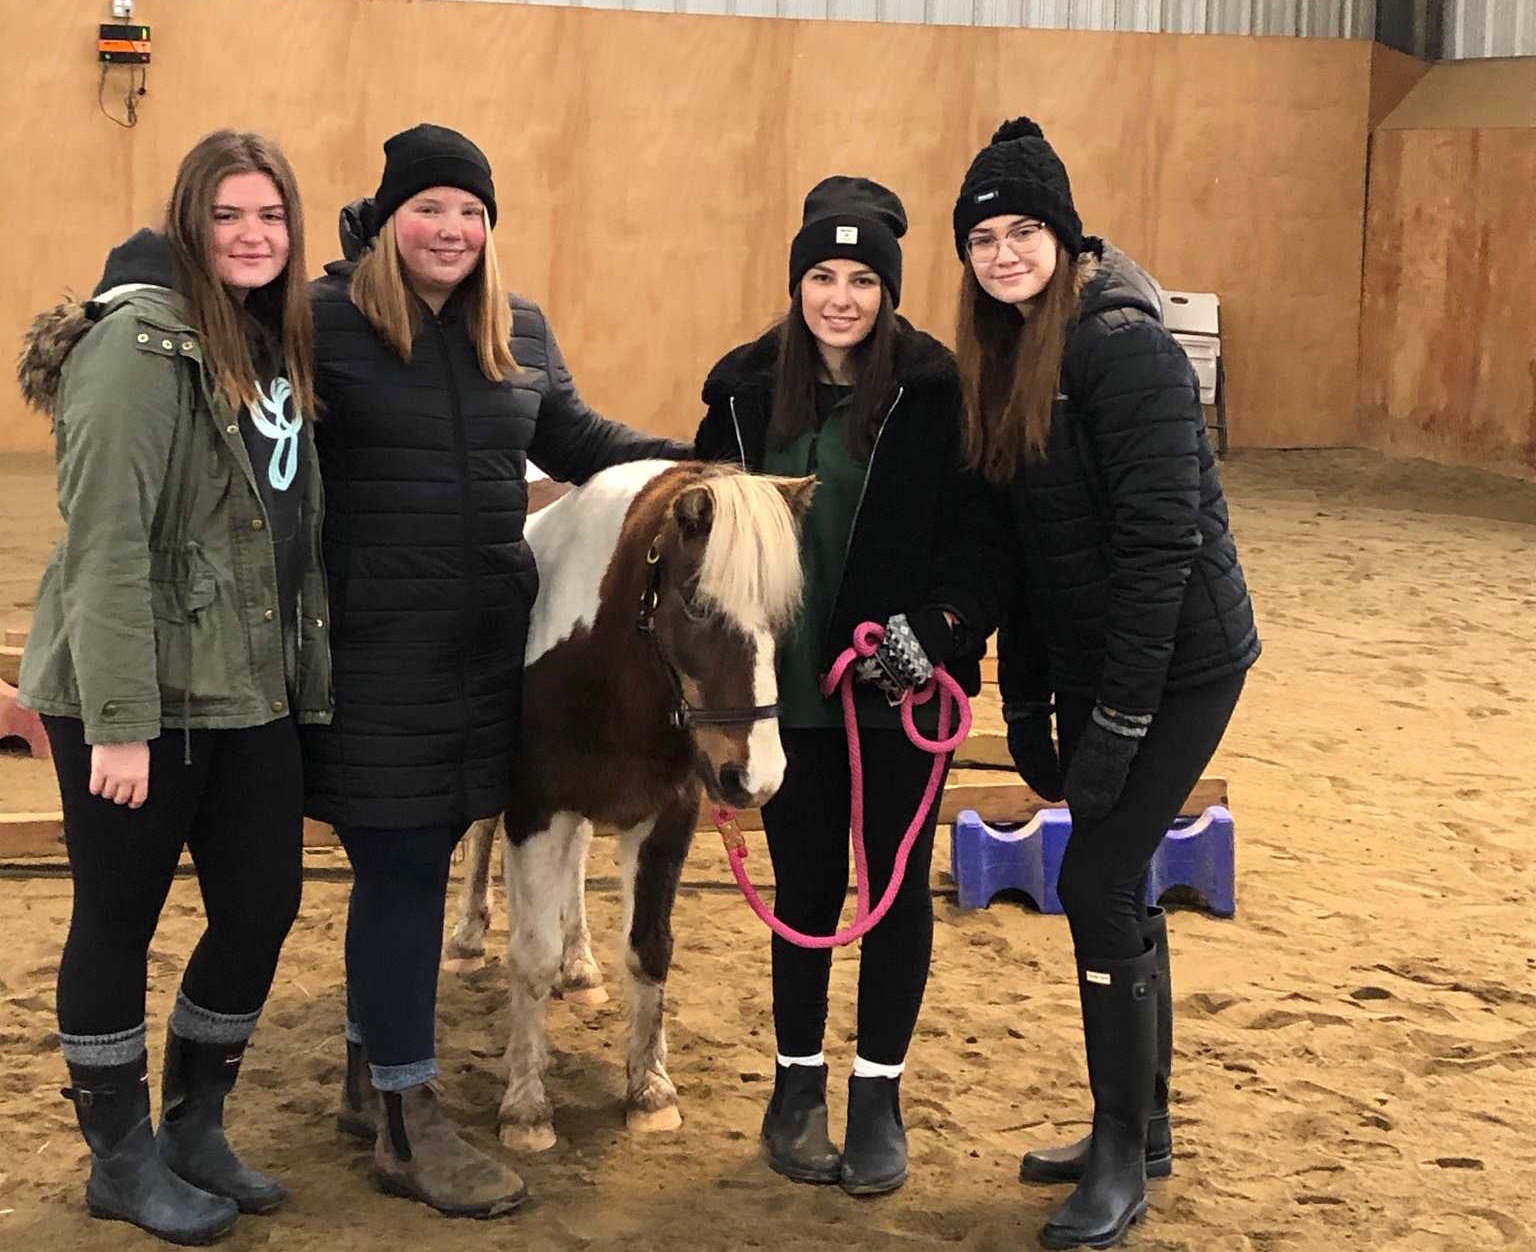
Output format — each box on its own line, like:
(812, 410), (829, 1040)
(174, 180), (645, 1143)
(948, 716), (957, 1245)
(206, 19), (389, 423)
(1040, 945), (1158, 1250)
(63, 1055), (239, 1246)
(338, 1038), (381, 1142)
(157, 1034), (287, 1215)
(839, 1075), (907, 1196)
(1021, 909), (1174, 1183)
(760, 1064), (840, 1183)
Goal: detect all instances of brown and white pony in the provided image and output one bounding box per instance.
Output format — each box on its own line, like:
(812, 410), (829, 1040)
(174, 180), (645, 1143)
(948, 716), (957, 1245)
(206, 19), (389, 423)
(445, 460), (813, 1151)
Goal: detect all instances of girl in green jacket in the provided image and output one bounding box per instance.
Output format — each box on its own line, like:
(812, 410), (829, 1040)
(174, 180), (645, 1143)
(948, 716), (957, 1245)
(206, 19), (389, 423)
(17, 130), (329, 1245)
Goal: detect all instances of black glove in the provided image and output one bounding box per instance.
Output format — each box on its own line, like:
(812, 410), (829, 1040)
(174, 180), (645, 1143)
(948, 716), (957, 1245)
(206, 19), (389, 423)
(1003, 700), (1063, 801)
(1062, 705), (1152, 823)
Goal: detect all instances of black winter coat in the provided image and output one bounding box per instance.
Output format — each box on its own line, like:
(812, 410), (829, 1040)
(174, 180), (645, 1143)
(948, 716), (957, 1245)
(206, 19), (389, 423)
(998, 241), (1259, 718)
(696, 320), (1015, 697)
(304, 262), (689, 829)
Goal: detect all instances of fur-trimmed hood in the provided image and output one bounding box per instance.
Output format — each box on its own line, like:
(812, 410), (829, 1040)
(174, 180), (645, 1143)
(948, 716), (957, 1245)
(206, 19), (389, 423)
(17, 229), (177, 418)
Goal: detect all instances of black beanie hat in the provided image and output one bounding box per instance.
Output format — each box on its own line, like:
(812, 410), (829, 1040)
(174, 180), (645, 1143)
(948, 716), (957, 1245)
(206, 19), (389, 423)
(369, 123), (497, 237)
(953, 117), (1081, 261)
(789, 176), (907, 308)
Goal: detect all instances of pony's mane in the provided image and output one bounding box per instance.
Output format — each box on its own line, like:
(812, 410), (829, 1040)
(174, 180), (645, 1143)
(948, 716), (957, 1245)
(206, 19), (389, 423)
(691, 470), (804, 635)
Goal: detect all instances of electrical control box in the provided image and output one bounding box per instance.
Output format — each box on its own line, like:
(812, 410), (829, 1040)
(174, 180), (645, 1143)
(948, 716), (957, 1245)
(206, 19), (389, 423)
(99, 24), (151, 65)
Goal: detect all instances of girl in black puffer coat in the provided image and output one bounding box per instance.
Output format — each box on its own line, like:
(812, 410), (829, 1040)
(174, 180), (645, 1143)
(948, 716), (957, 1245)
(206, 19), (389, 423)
(306, 124), (688, 1219)
(697, 176), (1014, 1198)
(951, 118), (1259, 1251)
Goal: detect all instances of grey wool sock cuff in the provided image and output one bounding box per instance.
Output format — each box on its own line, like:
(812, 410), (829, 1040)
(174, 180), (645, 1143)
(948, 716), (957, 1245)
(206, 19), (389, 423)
(59, 1021), (148, 1068)
(169, 991), (261, 1046)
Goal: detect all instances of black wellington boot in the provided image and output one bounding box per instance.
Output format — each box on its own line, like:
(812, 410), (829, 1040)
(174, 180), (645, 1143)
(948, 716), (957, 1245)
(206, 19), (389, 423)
(1039, 945), (1158, 1250)
(157, 1034), (287, 1214)
(1021, 909), (1174, 1183)
(760, 1063), (841, 1183)
(64, 1055), (239, 1245)
(839, 1075), (907, 1196)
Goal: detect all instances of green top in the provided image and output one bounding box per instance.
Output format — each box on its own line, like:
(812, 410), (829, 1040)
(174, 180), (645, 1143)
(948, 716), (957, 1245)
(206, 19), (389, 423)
(763, 384), (939, 733)
(764, 384), (861, 728)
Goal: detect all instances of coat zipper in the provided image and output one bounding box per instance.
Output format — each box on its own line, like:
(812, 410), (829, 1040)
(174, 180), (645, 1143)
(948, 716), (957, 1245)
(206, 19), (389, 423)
(432, 314), (475, 821)
(727, 396), (748, 469)
(821, 385), (903, 659)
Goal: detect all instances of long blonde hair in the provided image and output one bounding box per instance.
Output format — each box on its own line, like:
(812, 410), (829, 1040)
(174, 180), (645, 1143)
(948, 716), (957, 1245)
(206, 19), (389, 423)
(955, 239), (1078, 484)
(165, 130), (316, 421)
(349, 215), (518, 381)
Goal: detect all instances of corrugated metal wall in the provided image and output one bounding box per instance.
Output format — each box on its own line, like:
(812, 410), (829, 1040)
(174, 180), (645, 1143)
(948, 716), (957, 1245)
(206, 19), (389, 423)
(1444, 0), (1535, 57)
(478, 0), (1378, 37)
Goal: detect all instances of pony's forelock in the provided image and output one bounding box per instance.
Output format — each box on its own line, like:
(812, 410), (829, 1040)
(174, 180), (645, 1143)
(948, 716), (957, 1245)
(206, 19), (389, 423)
(692, 472), (803, 635)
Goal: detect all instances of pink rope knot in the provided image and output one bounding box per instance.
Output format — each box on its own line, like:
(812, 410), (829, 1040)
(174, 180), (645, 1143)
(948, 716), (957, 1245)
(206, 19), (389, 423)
(718, 620), (973, 949)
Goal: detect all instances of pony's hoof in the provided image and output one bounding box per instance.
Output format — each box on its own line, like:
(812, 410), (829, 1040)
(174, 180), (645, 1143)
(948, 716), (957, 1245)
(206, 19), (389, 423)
(627, 1104), (682, 1135)
(500, 1121), (558, 1153)
(561, 983), (609, 1006)
(442, 952), (486, 975)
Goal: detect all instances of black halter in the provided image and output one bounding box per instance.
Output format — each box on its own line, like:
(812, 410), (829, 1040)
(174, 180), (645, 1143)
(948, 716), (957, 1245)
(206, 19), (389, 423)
(637, 542), (781, 731)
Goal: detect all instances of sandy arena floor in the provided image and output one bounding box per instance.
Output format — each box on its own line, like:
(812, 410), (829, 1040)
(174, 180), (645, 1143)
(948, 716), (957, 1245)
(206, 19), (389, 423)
(1, 448), (1534, 1251)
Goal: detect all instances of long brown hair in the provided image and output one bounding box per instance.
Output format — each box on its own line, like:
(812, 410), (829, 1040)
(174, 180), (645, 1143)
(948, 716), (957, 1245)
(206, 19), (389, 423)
(955, 239), (1078, 484)
(769, 285), (898, 463)
(165, 130), (315, 421)
(349, 208), (518, 381)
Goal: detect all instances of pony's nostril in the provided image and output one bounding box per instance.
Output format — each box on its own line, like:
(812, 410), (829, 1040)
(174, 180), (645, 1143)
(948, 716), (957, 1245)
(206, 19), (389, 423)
(719, 763), (748, 796)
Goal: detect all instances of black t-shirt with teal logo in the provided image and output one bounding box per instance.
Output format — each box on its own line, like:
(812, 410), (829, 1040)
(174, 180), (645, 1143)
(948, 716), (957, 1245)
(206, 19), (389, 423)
(240, 334), (308, 687)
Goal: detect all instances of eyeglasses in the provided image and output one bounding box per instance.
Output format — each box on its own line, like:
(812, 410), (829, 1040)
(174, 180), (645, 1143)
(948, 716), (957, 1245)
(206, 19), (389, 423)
(966, 221), (1046, 265)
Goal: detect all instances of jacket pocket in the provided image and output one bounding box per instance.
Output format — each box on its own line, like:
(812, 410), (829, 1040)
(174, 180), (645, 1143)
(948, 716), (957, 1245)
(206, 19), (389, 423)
(149, 544), (233, 710)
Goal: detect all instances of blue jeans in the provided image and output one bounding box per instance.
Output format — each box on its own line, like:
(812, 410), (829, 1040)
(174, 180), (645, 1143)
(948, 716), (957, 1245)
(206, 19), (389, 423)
(338, 823), (463, 1091)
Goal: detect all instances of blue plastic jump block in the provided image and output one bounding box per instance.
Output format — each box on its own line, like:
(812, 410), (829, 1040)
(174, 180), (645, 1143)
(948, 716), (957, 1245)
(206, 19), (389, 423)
(950, 805), (1235, 918)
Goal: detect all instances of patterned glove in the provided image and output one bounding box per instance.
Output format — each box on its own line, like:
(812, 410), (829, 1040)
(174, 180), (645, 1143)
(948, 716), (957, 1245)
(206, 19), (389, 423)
(1062, 704), (1152, 823)
(856, 612), (938, 705)
(1003, 700), (1063, 801)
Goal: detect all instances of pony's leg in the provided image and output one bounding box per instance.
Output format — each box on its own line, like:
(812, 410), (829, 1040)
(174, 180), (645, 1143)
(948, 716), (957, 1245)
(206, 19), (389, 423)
(498, 813), (578, 1152)
(619, 802), (694, 1134)
(556, 819), (607, 1005)
(443, 816), (499, 973)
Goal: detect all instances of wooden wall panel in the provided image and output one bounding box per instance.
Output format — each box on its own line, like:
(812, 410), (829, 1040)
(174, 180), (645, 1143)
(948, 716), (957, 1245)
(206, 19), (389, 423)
(1368, 41), (1431, 130)
(1359, 127), (1536, 477)
(2, 0), (1378, 455)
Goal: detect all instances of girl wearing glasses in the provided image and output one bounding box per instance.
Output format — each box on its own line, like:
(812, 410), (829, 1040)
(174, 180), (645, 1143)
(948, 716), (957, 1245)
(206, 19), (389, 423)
(951, 118), (1259, 1250)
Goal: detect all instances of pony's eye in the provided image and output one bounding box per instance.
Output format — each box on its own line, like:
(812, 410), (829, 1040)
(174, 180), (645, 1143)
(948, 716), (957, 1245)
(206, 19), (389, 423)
(677, 591), (711, 623)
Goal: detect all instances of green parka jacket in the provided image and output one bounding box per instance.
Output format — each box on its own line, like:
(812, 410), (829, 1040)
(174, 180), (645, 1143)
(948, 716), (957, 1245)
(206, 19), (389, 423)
(16, 245), (331, 745)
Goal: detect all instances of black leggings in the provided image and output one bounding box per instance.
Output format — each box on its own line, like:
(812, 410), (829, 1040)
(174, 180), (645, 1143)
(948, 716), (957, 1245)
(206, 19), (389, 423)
(338, 824), (463, 1081)
(1055, 673), (1246, 961)
(46, 715), (304, 1038)
(761, 727), (950, 1067)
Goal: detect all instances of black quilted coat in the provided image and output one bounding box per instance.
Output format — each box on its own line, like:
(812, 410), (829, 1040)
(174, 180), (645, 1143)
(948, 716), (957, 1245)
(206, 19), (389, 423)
(998, 241), (1260, 718)
(303, 260), (689, 830)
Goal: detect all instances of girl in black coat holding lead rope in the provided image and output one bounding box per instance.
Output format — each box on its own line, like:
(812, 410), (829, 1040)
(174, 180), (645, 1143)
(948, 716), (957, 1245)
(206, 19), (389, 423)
(951, 118), (1260, 1249)
(696, 176), (1013, 1197)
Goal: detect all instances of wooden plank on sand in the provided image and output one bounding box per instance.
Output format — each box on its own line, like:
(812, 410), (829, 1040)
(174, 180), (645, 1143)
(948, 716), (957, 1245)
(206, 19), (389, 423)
(3, 628), (27, 648)
(0, 645), (22, 686)
(694, 776), (1226, 834)
(0, 812), (65, 858)
(954, 730), (1011, 770)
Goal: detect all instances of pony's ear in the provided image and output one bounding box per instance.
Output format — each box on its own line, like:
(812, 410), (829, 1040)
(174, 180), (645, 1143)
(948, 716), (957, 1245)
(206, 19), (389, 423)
(673, 483), (715, 539)
(771, 474), (817, 524)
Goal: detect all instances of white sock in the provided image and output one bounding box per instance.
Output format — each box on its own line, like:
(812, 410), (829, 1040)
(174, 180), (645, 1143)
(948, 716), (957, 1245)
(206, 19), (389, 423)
(776, 1051), (826, 1068)
(852, 1056), (905, 1079)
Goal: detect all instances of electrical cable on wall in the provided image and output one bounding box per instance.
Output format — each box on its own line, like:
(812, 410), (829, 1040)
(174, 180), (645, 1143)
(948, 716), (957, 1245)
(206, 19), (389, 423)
(97, 0), (149, 128)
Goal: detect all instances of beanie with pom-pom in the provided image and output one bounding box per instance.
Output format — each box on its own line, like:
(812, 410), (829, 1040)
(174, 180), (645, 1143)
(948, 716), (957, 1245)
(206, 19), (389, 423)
(952, 116), (1081, 261)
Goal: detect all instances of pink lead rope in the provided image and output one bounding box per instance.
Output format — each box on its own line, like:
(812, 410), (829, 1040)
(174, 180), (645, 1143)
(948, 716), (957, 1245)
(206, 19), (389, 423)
(713, 620), (973, 949)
